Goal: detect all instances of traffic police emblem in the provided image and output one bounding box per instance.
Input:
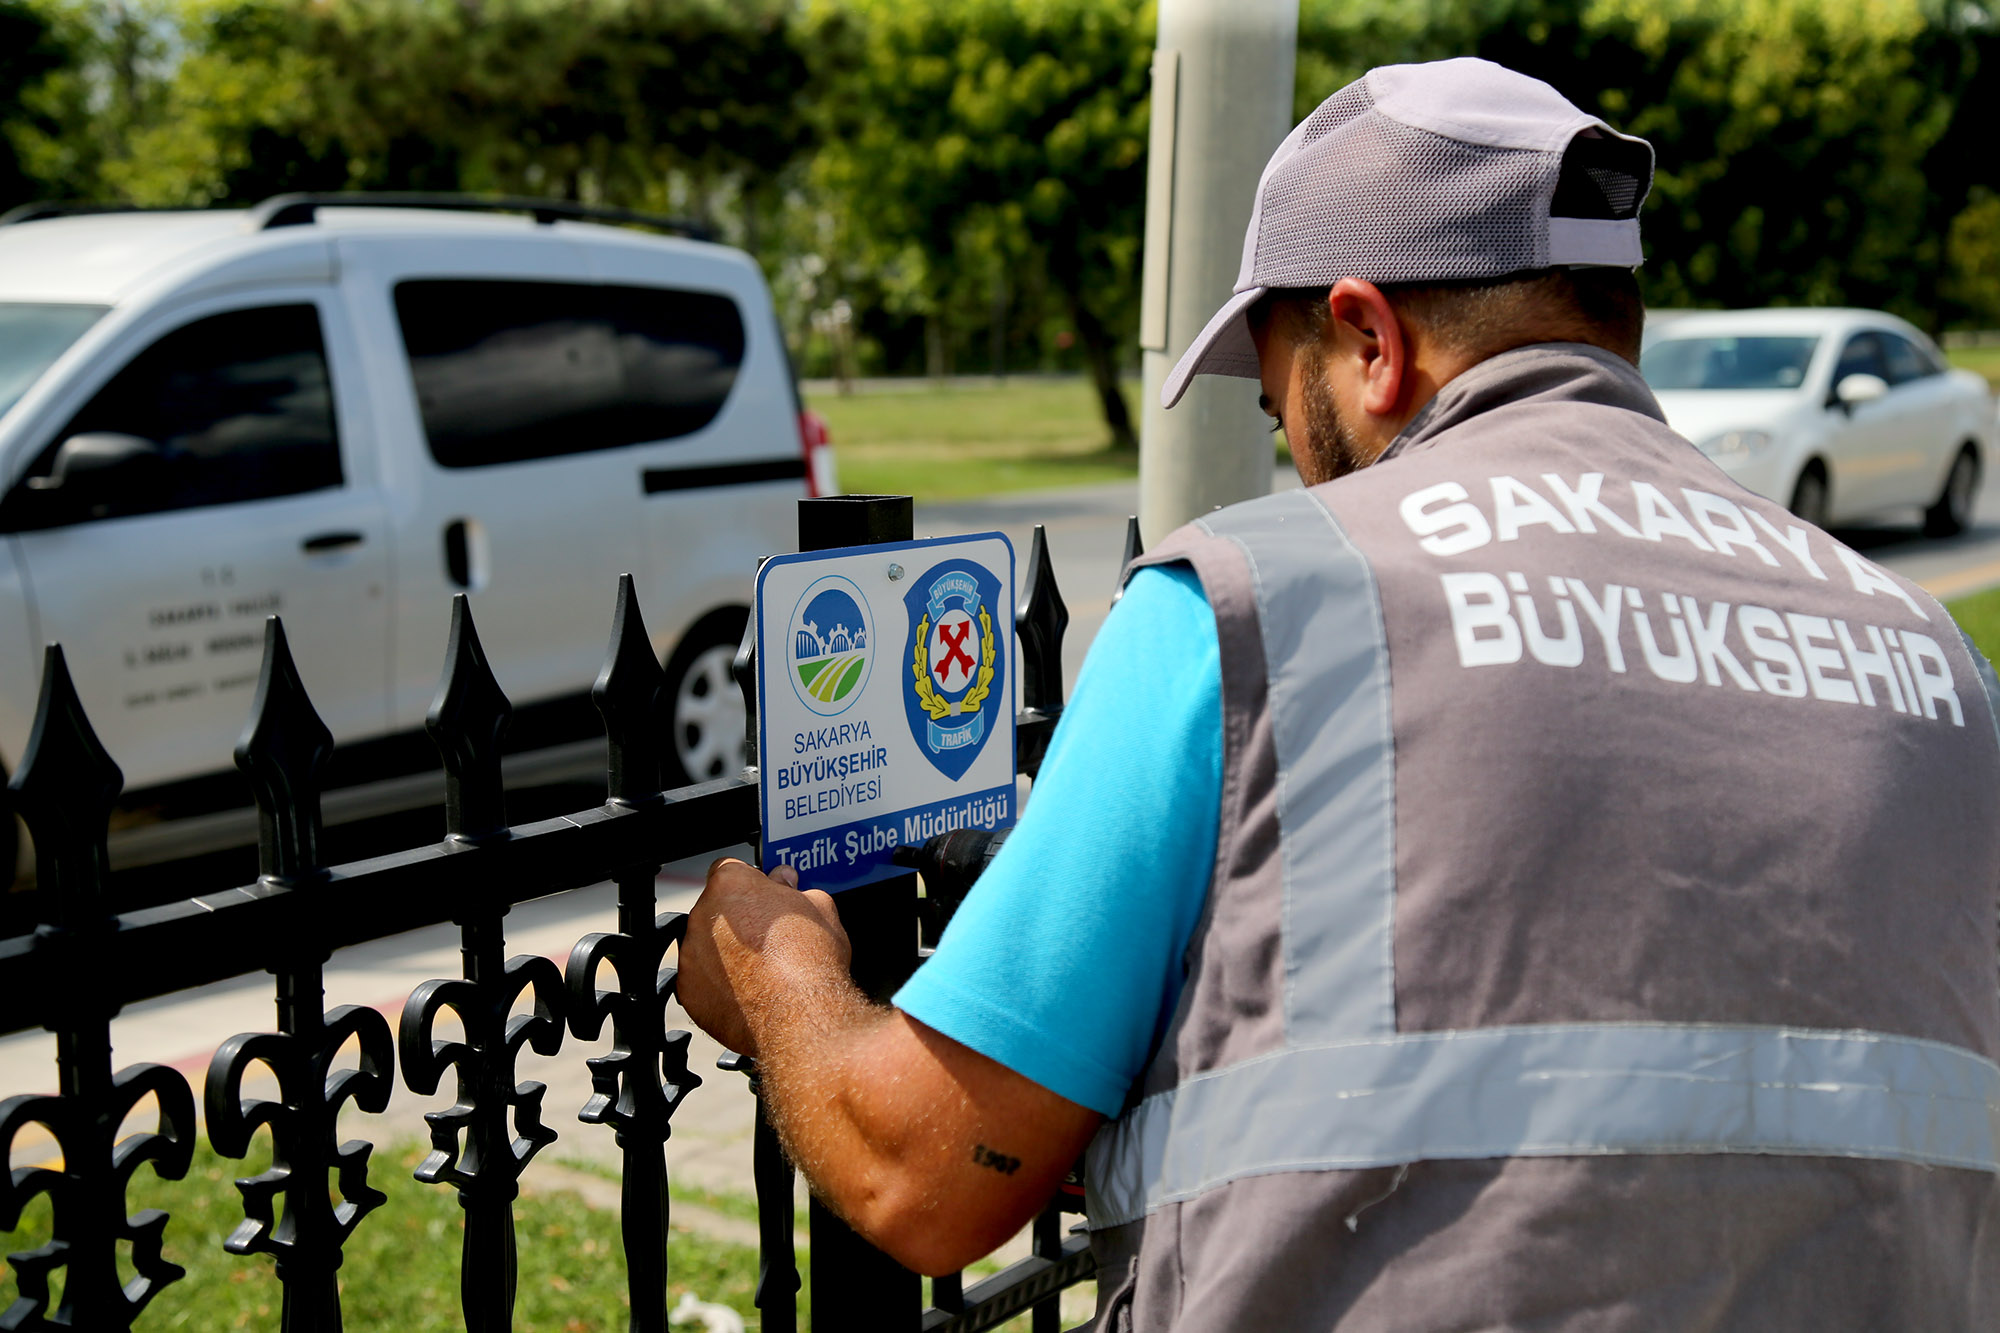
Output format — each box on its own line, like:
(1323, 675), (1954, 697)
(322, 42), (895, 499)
(903, 560), (1007, 780)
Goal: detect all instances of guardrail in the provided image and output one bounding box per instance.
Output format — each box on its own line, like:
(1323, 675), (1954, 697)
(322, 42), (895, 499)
(0, 495), (1131, 1332)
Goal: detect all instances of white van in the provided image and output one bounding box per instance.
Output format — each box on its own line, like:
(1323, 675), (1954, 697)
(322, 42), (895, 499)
(0, 194), (833, 888)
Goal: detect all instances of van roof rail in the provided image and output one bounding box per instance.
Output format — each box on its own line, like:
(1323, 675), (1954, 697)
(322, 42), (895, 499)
(0, 193), (716, 242)
(0, 202), (189, 227)
(249, 192), (715, 240)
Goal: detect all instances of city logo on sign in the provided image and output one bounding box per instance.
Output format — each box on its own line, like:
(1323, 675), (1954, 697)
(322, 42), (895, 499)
(788, 575), (874, 717)
(903, 560), (1006, 780)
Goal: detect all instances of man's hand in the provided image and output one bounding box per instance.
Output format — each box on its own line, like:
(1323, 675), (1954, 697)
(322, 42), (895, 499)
(678, 857), (852, 1056)
(672, 858), (1104, 1274)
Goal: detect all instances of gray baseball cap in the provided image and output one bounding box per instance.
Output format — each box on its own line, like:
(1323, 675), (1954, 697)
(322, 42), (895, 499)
(1161, 57), (1654, 409)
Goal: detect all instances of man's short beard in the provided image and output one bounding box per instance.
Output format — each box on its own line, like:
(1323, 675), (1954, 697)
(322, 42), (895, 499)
(1293, 339), (1369, 485)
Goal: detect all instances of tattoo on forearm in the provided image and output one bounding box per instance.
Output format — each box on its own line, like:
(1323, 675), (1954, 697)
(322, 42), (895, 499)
(972, 1143), (1021, 1176)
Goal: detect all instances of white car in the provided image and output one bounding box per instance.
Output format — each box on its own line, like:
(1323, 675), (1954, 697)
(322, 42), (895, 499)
(0, 194), (835, 889)
(1641, 308), (1995, 534)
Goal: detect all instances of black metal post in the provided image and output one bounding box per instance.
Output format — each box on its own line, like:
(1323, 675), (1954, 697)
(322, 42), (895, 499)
(798, 495), (925, 1330)
(1030, 1203), (1062, 1332)
(721, 598), (805, 1333)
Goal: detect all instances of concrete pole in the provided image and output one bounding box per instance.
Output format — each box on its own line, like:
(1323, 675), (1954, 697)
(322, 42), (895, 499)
(1137, 0), (1298, 544)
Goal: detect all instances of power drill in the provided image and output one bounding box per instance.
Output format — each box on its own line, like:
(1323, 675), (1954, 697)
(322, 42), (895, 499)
(891, 827), (1010, 939)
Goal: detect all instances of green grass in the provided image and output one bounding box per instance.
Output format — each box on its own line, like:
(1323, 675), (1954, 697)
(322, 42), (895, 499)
(811, 378), (1136, 501)
(556, 1153), (809, 1234)
(1948, 344), (2000, 391)
(0, 1139), (773, 1331)
(0, 1136), (1083, 1331)
(1949, 586), (2000, 664)
(669, 1177), (798, 1231)
(812, 349), (1992, 504)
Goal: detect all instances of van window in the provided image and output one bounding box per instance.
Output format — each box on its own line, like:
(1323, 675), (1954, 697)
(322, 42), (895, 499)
(0, 302), (108, 419)
(4, 304), (341, 529)
(393, 280), (746, 469)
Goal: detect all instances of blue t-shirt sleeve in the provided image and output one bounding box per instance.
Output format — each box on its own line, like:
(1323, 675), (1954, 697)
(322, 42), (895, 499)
(892, 563), (1222, 1116)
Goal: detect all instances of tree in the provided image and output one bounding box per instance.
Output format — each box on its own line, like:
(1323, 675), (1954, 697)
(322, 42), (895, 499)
(1297, 0), (2000, 331)
(3, 0), (175, 208)
(5, 0), (819, 245)
(804, 0), (1153, 448)
(0, 1), (67, 213)
(283, 0), (814, 222)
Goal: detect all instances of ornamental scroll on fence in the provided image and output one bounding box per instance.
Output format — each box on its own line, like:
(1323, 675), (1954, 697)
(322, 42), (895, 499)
(0, 506), (1141, 1333)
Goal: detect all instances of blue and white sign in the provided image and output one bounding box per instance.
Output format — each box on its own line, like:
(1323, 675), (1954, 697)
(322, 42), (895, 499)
(756, 533), (1016, 892)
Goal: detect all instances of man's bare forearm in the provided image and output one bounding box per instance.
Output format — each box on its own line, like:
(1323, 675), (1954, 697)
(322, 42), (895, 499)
(677, 859), (1103, 1274)
(741, 963), (955, 1250)
(750, 981), (1090, 1273)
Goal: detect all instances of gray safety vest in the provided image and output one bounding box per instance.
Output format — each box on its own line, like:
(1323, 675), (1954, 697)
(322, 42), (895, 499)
(1086, 344), (2000, 1330)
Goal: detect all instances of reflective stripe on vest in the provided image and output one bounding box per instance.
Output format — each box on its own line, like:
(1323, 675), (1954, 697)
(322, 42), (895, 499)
(1203, 489), (1400, 1040)
(1087, 1022), (2000, 1228)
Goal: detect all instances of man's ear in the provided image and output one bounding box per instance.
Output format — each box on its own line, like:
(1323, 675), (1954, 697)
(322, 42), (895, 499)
(1327, 278), (1408, 418)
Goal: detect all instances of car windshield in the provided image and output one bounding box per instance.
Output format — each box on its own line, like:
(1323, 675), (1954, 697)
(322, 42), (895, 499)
(0, 302), (109, 419)
(1641, 335), (1821, 391)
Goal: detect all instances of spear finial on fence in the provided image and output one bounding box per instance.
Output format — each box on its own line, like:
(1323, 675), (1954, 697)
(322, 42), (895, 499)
(235, 618), (334, 886)
(1016, 524), (1070, 714)
(1, 644), (196, 1331)
(427, 594), (514, 841)
(594, 574), (665, 805)
(8, 643), (121, 921)
(1112, 515), (1145, 605)
(218, 622), (390, 1330)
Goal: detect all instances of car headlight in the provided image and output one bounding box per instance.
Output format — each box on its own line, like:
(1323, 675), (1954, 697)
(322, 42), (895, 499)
(1696, 429), (1774, 464)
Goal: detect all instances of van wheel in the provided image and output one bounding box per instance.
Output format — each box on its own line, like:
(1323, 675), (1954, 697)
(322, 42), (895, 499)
(1788, 465), (1831, 529)
(1924, 446), (1980, 539)
(662, 608), (750, 788)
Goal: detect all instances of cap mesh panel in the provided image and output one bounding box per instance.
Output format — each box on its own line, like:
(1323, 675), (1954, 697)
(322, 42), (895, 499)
(1580, 165), (1642, 217)
(1253, 111), (1553, 285)
(1293, 81), (1376, 150)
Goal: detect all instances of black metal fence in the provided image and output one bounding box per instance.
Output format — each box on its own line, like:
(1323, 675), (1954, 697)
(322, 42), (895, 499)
(0, 495), (1129, 1331)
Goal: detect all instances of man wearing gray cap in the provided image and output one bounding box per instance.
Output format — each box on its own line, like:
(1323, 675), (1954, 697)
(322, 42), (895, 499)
(679, 58), (2000, 1328)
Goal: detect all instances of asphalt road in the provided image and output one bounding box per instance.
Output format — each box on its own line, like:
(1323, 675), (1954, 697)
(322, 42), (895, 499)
(10, 458), (2000, 1252)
